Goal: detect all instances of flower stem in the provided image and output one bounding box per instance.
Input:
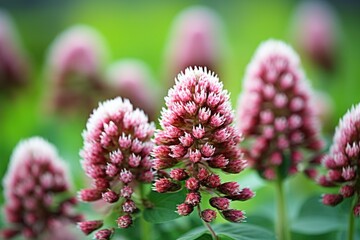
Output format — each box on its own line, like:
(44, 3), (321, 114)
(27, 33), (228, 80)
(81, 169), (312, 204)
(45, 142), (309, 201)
(139, 184), (152, 240)
(275, 176), (291, 240)
(347, 198), (355, 240)
(197, 205), (218, 240)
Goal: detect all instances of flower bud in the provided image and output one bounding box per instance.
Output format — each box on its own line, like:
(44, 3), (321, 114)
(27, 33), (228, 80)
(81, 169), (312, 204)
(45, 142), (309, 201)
(77, 220), (103, 235)
(201, 209), (217, 223)
(176, 203), (194, 216)
(117, 215), (132, 228)
(222, 209), (245, 223)
(209, 197), (230, 210)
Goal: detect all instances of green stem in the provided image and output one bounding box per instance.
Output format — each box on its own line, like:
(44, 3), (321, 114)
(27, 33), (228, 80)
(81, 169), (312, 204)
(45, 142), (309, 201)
(275, 176), (291, 240)
(197, 205), (218, 240)
(139, 184), (152, 240)
(347, 199), (355, 240)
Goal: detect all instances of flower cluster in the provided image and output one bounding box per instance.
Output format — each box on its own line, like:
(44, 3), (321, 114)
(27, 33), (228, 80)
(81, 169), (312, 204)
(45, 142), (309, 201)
(319, 103), (360, 215)
(78, 97), (155, 238)
(153, 67), (252, 223)
(1, 137), (81, 239)
(237, 40), (323, 180)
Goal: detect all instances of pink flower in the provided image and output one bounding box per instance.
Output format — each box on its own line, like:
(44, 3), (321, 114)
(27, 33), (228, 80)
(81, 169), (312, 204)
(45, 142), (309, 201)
(153, 67), (251, 223)
(291, 0), (339, 72)
(237, 39), (323, 180)
(79, 97), (155, 234)
(319, 103), (360, 215)
(45, 25), (108, 113)
(105, 59), (160, 121)
(163, 6), (228, 87)
(0, 10), (29, 90)
(1, 137), (81, 239)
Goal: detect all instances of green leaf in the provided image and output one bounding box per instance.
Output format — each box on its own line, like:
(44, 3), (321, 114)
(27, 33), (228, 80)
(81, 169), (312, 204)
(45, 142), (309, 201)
(292, 195), (347, 234)
(178, 223), (276, 240)
(143, 189), (187, 223)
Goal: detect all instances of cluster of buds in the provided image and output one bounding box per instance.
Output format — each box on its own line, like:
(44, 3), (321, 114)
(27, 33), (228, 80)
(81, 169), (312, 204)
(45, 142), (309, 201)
(78, 97), (155, 239)
(319, 103), (360, 216)
(153, 67), (252, 223)
(237, 39), (324, 180)
(1, 137), (82, 239)
(45, 25), (108, 113)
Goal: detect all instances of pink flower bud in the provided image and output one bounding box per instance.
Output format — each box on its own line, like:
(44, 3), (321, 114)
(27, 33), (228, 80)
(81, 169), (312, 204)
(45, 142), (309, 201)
(120, 186), (134, 199)
(203, 174), (221, 188)
(201, 209), (217, 223)
(185, 177), (200, 191)
(94, 228), (114, 240)
(228, 188), (255, 201)
(340, 185), (355, 198)
(208, 155), (229, 168)
(177, 203), (194, 216)
(322, 194), (343, 206)
(102, 190), (119, 203)
(119, 169), (134, 184)
(117, 215), (132, 228)
(170, 169), (189, 181)
(209, 197), (230, 210)
(77, 220), (103, 235)
(185, 192), (201, 206)
(218, 182), (240, 196)
(122, 199), (137, 213)
(154, 178), (181, 193)
(222, 209), (245, 223)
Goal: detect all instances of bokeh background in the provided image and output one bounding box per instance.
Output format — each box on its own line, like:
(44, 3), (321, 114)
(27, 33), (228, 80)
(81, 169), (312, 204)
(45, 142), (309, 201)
(0, 0), (360, 239)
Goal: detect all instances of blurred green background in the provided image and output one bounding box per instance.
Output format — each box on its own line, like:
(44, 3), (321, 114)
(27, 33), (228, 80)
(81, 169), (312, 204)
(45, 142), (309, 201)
(0, 0), (360, 239)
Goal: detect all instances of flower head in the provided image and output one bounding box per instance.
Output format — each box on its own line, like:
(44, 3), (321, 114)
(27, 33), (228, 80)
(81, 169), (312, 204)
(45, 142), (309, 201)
(163, 6), (228, 87)
(79, 97), (154, 235)
(237, 39), (323, 180)
(0, 10), (29, 90)
(153, 67), (251, 223)
(1, 137), (81, 239)
(46, 25), (108, 113)
(105, 59), (160, 120)
(319, 103), (360, 215)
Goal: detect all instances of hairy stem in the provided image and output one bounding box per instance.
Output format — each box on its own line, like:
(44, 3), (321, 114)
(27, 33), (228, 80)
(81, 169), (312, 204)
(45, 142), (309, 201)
(275, 176), (291, 240)
(197, 205), (218, 240)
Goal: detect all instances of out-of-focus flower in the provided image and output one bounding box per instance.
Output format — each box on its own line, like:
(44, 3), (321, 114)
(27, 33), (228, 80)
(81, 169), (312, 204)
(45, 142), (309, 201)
(0, 9), (29, 90)
(319, 103), (360, 215)
(313, 90), (334, 130)
(153, 67), (252, 223)
(291, 0), (340, 72)
(106, 59), (160, 121)
(237, 39), (323, 180)
(163, 6), (228, 87)
(1, 137), (81, 239)
(78, 97), (155, 237)
(45, 25), (108, 113)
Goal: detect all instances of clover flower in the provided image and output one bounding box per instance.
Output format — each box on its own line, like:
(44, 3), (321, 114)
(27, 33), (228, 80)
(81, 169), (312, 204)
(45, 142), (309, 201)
(79, 97), (155, 238)
(319, 103), (360, 215)
(0, 10), (29, 90)
(1, 137), (81, 239)
(153, 67), (252, 223)
(163, 6), (228, 87)
(45, 25), (108, 113)
(106, 59), (160, 121)
(237, 40), (323, 180)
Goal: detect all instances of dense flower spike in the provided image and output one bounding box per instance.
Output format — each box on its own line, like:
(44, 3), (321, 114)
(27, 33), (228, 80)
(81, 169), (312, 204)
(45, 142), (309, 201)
(0, 10), (29, 90)
(319, 103), (360, 215)
(291, 0), (339, 72)
(163, 6), (228, 87)
(45, 25), (108, 113)
(1, 137), (81, 239)
(106, 59), (160, 120)
(79, 97), (155, 236)
(237, 39), (323, 180)
(153, 67), (251, 223)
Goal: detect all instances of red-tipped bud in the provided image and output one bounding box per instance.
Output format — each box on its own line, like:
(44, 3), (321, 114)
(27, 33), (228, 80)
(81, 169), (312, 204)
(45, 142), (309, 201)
(119, 169), (134, 184)
(322, 194), (343, 206)
(185, 192), (201, 206)
(224, 159), (246, 173)
(185, 177), (200, 191)
(120, 185), (134, 198)
(340, 185), (355, 198)
(154, 178), (181, 193)
(94, 228), (114, 240)
(208, 155), (229, 168)
(197, 168), (210, 181)
(117, 215), (132, 228)
(218, 182), (240, 196)
(77, 220), (103, 235)
(170, 168), (189, 181)
(209, 197), (230, 210)
(203, 174), (221, 188)
(201, 209), (217, 223)
(78, 189), (102, 202)
(102, 190), (119, 203)
(122, 199), (137, 213)
(222, 209), (245, 223)
(228, 188), (255, 201)
(177, 203), (194, 216)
